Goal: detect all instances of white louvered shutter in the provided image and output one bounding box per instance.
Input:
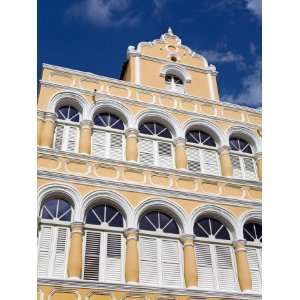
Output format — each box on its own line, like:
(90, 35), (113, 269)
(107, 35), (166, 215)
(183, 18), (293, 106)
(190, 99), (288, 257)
(38, 226), (54, 277)
(195, 243), (215, 289)
(109, 134), (123, 160)
(105, 233), (123, 282)
(230, 154), (243, 179)
(139, 139), (154, 166)
(215, 245), (238, 291)
(139, 236), (159, 285)
(54, 124), (64, 151)
(52, 227), (69, 278)
(243, 157), (257, 180)
(247, 247), (261, 292)
(66, 126), (78, 152)
(92, 131), (106, 157)
(158, 142), (173, 168)
(186, 147), (201, 172)
(202, 149), (219, 175)
(161, 239), (182, 287)
(83, 231), (101, 281)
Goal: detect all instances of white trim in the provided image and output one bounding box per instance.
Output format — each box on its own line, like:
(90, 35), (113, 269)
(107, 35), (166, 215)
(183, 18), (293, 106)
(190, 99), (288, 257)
(189, 204), (239, 238)
(160, 64), (191, 83)
(238, 210), (262, 240)
(207, 73), (216, 100)
(133, 198), (190, 233)
(37, 183), (82, 221)
(47, 287), (81, 300)
(80, 190), (134, 227)
(135, 55), (141, 84)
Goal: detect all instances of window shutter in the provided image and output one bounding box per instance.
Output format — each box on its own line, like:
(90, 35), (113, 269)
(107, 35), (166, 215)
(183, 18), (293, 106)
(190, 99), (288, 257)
(139, 236), (159, 285)
(54, 125), (64, 151)
(161, 239), (182, 287)
(66, 126), (78, 152)
(52, 227), (69, 278)
(109, 133), (123, 160)
(186, 147), (201, 172)
(202, 149), (219, 175)
(247, 247), (261, 292)
(243, 157), (257, 180)
(215, 245), (238, 291)
(139, 139), (154, 166)
(158, 142), (173, 168)
(38, 226), (54, 277)
(83, 230), (101, 281)
(195, 243), (215, 289)
(230, 154), (243, 178)
(92, 131), (106, 157)
(105, 233), (123, 282)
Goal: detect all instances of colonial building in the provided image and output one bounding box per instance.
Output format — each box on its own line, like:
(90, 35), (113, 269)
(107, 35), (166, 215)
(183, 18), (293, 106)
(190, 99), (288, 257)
(37, 29), (262, 300)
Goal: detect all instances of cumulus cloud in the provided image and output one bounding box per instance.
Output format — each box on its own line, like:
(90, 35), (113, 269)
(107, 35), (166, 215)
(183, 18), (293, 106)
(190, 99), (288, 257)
(223, 57), (261, 107)
(200, 49), (246, 70)
(67, 0), (139, 27)
(246, 0), (262, 18)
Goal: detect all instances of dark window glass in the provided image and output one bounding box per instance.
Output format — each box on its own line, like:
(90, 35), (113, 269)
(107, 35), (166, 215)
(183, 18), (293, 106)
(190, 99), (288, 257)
(230, 137), (252, 154)
(41, 208), (53, 220)
(186, 131), (200, 143)
(139, 122), (171, 138)
(193, 223), (208, 237)
(57, 107), (69, 120)
(186, 130), (216, 147)
(94, 113), (124, 130)
(106, 205), (118, 222)
(139, 122), (155, 135)
(243, 145), (252, 154)
(244, 222), (262, 242)
(109, 213), (123, 227)
(159, 212), (171, 229)
(94, 114), (106, 127)
(215, 227), (230, 240)
(139, 216), (156, 231)
(164, 219), (179, 234)
(210, 218), (223, 235)
(86, 209), (101, 225)
(41, 198), (72, 221)
(60, 210), (72, 221)
(44, 199), (58, 218)
(57, 200), (70, 217)
(194, 217), (230, 240)
(57, 106), (79, 123)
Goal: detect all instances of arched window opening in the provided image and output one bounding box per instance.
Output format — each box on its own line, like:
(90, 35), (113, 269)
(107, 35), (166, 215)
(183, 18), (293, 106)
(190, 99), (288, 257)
(54, 105), (80, 153)
(138, 210), (183, 288)
(138, 121), (173, 168)
(38, 198), (72, 279)
(165, 73), (184, 94)
(185, 129), (220, 175)
(92, 112), (125, 161)
(229, 136), (257, 180)
(83, 204), (125, 283)
(243, 222), (262, 293)
(193, 216), (238, 291)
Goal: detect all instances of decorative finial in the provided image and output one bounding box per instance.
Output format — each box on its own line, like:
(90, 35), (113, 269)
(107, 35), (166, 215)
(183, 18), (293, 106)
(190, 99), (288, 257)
(168, 27), (173, 35)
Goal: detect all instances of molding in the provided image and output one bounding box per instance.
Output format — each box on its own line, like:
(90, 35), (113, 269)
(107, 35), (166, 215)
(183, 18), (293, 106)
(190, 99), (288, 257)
(218, 145), (231, 154)
(37, 278), (262, 300)
(238, 209), (262, 240)
(254, 152), (262, 160)
(41, 64), (261, 115)
(173, 137), (186, 146)
(44, 112), (57, 122)
(70, 222), (84, 234)
(160, 63), (192, 83)
(80, 120), (94, 128)
(40, 80), (261, 130)
(38, 110), (45, 120)
(37, 169), (262, 210)
(38, 147), (262, 188)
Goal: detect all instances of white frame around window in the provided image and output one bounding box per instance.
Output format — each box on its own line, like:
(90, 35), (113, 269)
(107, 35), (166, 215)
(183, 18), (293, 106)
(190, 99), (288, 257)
(138, 134), (174, 169)
(82, 224), (125, 283)
(138, 230), (184, 288)
(165, 76), (185, 94)
(186, 142), (220, 175)
(37, 222), (71, 279)
(92, 126), (125, 161)
(194, 237), (239, 292)
(54, 120), (80, 153)
(229, 151), (257, 180)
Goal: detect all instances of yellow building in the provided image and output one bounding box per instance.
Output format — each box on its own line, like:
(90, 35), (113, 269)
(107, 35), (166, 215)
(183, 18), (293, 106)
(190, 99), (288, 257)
(37, 29), (262, 300)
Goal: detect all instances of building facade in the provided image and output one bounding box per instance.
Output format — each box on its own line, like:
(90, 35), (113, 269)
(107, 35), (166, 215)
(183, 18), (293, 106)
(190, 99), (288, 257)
(37, 29), (262, 300)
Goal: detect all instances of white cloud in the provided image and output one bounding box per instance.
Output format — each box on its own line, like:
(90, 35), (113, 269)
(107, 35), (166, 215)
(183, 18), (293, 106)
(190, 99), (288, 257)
(200, 49), (246, 70)
(224, 57), (261, 107)
(67, 0), (139, 27)
(246, 0), (262, 18)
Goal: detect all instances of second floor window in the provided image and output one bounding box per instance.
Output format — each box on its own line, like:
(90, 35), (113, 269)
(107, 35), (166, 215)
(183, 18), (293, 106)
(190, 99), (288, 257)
(229, 137), (257, 180)
(138, 121), (174, 168)
(92, 112), (125, 161)
(186, 129), (220, 175)
(54, 105), (80, 153)
(165, 74), (184, 94)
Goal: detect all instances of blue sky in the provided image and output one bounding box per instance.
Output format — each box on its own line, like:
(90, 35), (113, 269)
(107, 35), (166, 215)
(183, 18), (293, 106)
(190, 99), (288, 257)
(38, 0), (261, 108)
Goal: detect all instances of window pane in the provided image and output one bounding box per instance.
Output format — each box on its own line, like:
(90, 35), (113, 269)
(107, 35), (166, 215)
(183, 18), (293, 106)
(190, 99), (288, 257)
(255, 223), (262, 239)
(159, 212), (171, 229)
(112, 118), (124, 130)
(94, 114), (106, 127)
(244, 144), (252, 154)
(86, 209), (101, 225)
(210, 218), (223, 236)
(163, 219), (179, 234)
(57, 106), (68, 120)
(230, 138), (239, 151)
(41, 208), (53, 219)
(139, 216), (156, 231)
(193, 223), (208, 237)
(197, 218), (210, 235)
(215, 227), (230, 240)
(146, 211), (159, 228)
(60, 210), (71, 221)
(139, 122), (154, 135)
(105, 205), (118, 222)
(186, 131), (200, 143)
(44, 199), (58, 218)
(109, 213), (123, 227)
(57, 200), (71, 218)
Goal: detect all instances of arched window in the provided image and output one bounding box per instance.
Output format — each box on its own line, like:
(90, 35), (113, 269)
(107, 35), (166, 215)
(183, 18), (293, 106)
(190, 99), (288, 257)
(38, 198), (72, 279)
(92, 112), (125, 160)
(229, 137), (257, 180)
(193, 217), (238, 291)
(138, 210), (183, 287)
(54, 105), (80, 153)
(185, 129), (220, 175)
(165, 73), (184, 94)
(83, 204), (125, 283)
(138, 121), (174, 168)
(243, 222), (262, 293)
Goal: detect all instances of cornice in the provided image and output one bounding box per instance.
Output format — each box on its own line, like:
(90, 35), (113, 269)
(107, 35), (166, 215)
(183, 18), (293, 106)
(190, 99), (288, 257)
(39, 81), (261, 130)
(37, 169), (262, 209)
(38, 147), (262, 188)
(37, 278), (261, 300)
(41, 64), (261, 115)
